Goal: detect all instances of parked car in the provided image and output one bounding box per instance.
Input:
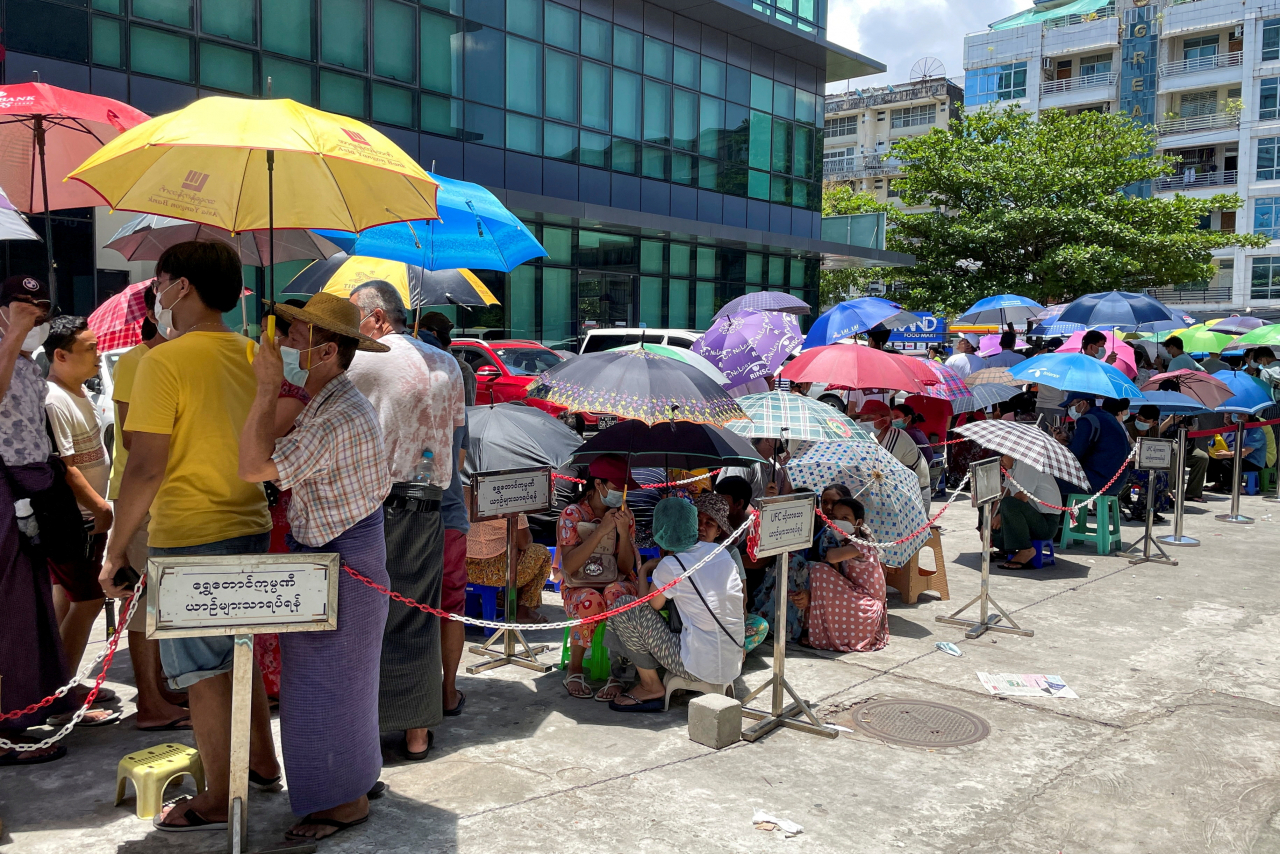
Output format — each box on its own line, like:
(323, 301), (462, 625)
(451, 338), (567, 417)
(578, 327), (700, 354)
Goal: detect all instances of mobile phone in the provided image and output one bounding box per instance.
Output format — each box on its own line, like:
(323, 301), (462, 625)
(112, 563), (141, 592)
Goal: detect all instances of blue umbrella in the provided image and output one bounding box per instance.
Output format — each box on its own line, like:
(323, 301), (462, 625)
(956, 294), (1044, 326)
(801, 297), (918, 349)
(1030, 319), (1087, 337)
(1135, 319), (1190, 334)
(1214, 371), (1274, 414)
(951, 382), (1018, 414)
(1009, 353), (1145, 400)
(315, 173), (547, 272)
(1138, 390), (1207, 414)
(1057, 291), (1182, 330)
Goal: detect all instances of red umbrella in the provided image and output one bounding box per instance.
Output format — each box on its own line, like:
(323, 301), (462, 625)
(1140, 369), (1233, 409)
(779, 343), (932, 394)
(87, 279), (152, 352)
(0, 83), (149, 302)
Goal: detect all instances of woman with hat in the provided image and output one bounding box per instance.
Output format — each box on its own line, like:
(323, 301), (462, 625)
(239, 293), (392, 843)
(555, 454), (639, 700)
(692, 492), (767, 654)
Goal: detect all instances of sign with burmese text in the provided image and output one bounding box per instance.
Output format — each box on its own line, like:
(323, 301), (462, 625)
(755, 492), (816, 558)
(471, 466), (553, 521)
(147, 554), (339, 638)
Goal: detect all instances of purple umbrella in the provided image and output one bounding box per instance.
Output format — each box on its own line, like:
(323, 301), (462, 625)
(711, 291), (810, 323)
(1210, 316), (1270, 336)
(693, 310), (804, 386)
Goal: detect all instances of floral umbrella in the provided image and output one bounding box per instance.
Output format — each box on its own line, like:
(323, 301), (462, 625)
(786, 441), (929, 567)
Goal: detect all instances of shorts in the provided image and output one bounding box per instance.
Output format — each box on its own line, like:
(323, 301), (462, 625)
(442, 527), (467, 615)
(48, 531), (107, 602)
(152, 532), (271, 690)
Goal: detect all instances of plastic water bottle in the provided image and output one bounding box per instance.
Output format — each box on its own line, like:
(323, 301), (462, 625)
(412, 450), (435, 484)
(15, 499), (37, 539)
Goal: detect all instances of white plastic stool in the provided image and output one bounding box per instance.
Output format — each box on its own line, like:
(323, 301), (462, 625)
(663, 672), (734, 711)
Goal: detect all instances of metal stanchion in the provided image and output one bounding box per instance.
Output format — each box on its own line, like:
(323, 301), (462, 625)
(467, 512), (553, 674)
(1157, 426), (1199, 547)
(1127, 438), (1177, 566)
(1215, 422), (1254, 525)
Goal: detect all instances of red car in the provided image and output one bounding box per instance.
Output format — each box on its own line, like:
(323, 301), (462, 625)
(451, 338), (567, 417)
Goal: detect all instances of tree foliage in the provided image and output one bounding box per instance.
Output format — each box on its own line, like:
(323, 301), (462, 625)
(820, 107), (1267, 315)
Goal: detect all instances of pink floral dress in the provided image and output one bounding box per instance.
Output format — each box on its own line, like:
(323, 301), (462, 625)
(555, 499), (639, 648)
(806, 528), (888, 653)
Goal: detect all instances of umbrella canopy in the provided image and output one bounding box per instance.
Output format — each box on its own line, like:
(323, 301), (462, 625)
(977, 333), (1028, 357)
(919, 361), (971, 401)
(1138, 390), (1208, 414)
(1009, 353), (1144, 399)
(285, 252), (499, 309)
(314, 172), (546, 272)
(952, 383), (1019, 414)
(1140, 369), (1233, 408)
(786, 441), (929, 567)
(779, 343), (933, 395)
(711, 291), (810, 322)
(1029, 303), (1082, 337)
(87, 279), (152, 352)
(724, 390), (872, 443)
(528, 348), (746, 426)
(1208, 316), (1269, 336)
(965, 367), (1022, 388)
(1172, 326), (1236, 355)
(693, 310), (803, 387)
(0, 184), (39, 242)
(571, 420), (762, 468)
(1057, 290), (1182, 330)
(957, 294), (1044, 326)
(461, 402), (583, 477)
(1222, 324), (1280, 353)
(1056, 329), (1137, 379)
(956, 420), (1090, 489)
(1213, 371), (1274, 414)
(801, 297), (918, 349)
(106, 213), (340, 266)
(613, 342), (728, 386)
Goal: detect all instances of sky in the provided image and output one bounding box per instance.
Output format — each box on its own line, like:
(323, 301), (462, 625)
(824, 0), (1025, 93)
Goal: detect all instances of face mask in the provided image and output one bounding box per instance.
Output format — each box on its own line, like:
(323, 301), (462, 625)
(154, 280), (185, 339)
(891, 418), (907, 429)
(831, 519), (856, 535)
(602, 488), (625, 508)
(280, 345), (323, 387)
(1068, 405), (1084, 420)
(1135, 420), (1151, 431)
(1, 309), (49, 352)
(1092, 348), (1104, 359)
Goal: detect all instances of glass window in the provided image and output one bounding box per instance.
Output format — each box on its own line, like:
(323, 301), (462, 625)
(1182, 34), (1219, 61)
(747, 169), (769, 199)
(1078, 52), (1112, 76)
(92, 16), (124, 68)
(795, 88), (816, 125)
(791, 179), (808, 209)
(640, 276), (662, 328)
(542, 226), (571, 264)
(466, 0), (504, 28)
(698, 158), (719, 190)
(643, 79), (671, 146)
(420, 11), (462, 96)
(964, 62), (1027, 106)
(767, 255), (784, 284)
(642, 147), (668, 180)
(723, 101), (748, 162)
(134, 0), (191, 28)
(770, 174), (789, 204)
(263, 0), (314, 60)
(719, 162), (746, 195)
(508, 0), (541, 39)
(612, 139), (638, 174)
(695, 281), (714, 329)
(700, 57), (725, 98)
(202, 0), (253, 43)
(674, 48), (698, 90)
(1265, 19), (1280, 62)
(673, 88), (698, 152)
(10, 2), (89, 67)
(699, 95), (724, 158)
(372, 82), (414, 125)
(506, 37), (542, 115)
(1263, 78), (1279, 121)
(1253, 256), (1280, 299)
(640, 241), (662, 273)
(773, 82), (794, 120)
(1260, 138), (1280, 181)
(793, 124), (813, 179)
(544, 122), (578, 161)
(131, 25), (192, 82)
(465, 26), (504, 107)
(421, 0), (462, 15)
(507, 113), (541, 153)
(748, 110), (770, 170)
(93, 0), (122, 11)
(727, 65), (750, 106)
(581, 14), (610, 61)
(421, 92), (462, 135)
(580, 130), (610, 168)
(1255, 197), (1280, 239)
(670, 244), (690, 276)
(321, 0), (366, 71)
(614, 26), (641, 71)
(545, 49), (577, 123)
(466, 101), (505, 146)
(613, 69), (642, 139)
(672, 152), (693, 184)
(264, 55), (313, 103)
(373, 0), (415, 82)
(668, 278), (689, 328)
(320, 69), (366, 116)
(771, 117), (791, 173)
(750, 73), (772, 112)
(581, 61), (610, 130)
(891, 104), (935, 129)
(542, 268), (573, 348)
(508, 267), (534, 339)
(1180, 90), (1217, 118)
(201, 42), (255, 94)
(644, 37), (672, 81)
(545, 2), (578, 52)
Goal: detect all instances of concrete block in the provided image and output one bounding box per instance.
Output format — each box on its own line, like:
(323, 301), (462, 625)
(688, 694), (742, 749)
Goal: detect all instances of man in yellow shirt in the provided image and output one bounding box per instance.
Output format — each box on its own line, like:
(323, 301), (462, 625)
(100, 242), (279, 833)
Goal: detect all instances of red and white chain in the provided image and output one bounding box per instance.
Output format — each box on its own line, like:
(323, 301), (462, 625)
(551, 469), (724, 489)
(1000, 448), (1136, 524)
(811, 472), (971, 550)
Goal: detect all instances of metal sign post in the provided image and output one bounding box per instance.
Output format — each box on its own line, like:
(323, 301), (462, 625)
(1215, 422), (1254, 525)
(936, 458), (1033, 640)
(147, 553), (340, 854)
(466, 466), (555, 674)
(1157, 426), (1199, 547)
(1127, 438), (1178, 566)
(741, 491), (837, 742)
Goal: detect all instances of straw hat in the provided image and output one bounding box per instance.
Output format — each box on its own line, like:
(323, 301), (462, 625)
(271, 292), (390, 352)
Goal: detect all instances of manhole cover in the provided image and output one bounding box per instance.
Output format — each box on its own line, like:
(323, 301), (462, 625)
(842, 699), (990, 748)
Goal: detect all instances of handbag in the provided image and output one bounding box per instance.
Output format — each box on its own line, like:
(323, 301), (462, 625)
(561, 520), (620, 588)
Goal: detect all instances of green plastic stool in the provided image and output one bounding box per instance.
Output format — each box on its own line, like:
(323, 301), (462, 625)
(559, 621), (611, 681)
(1060, 494), (1122, 555)
(1262, 469), (1277, 495)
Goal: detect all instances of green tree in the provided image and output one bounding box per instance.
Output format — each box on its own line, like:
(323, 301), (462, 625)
(821, 107), (1266, 316)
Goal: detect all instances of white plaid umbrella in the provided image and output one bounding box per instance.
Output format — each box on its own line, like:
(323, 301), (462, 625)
(955, 420), (1090, 489)
(725, 391), (873, 443)
(951, 383), (1019, 414)
(787, 441), (929, 567)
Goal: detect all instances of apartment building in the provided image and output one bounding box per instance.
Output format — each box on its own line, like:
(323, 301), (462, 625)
(961, 0), (1280, 316)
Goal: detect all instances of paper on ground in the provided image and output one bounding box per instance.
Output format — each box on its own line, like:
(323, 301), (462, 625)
(977, 672), (1078, 698)
(752, 809), (804, 835)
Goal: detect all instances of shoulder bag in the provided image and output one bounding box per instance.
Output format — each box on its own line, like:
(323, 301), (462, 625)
(561, 520), (620, 588)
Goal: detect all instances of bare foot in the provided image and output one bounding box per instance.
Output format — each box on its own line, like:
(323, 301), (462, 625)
(516, 605), (549, 624)
(286, 797), (369, 841)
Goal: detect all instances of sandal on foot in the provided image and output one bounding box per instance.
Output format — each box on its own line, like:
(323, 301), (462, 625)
(998, 560), (1033, 570)
(47, 708), (122, 728)
(249, 769), (283, 792)
(368, 780), (387, 800)
(594, 677), (625, 702)
(153, 799), (227, 832)
(137, 716), (192, 732)
(563, 673), (593, 699)
(608, 692), (664, 713)
(285, 813), (369, 841)
(399, 730), (434, 762)
(0, 743), (66, 766)
(443, 691), (465, 717)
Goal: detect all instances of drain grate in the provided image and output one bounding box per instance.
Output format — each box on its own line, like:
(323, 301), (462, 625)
(839, 699), (990, 748)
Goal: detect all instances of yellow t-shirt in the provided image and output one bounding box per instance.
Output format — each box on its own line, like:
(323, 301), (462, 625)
(107, 343), (149, 501)
(125, 332), (271, 548)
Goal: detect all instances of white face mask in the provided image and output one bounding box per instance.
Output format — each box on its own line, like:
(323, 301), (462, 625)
(1135, 420), (1151, 431)
(280, 344), (324, 387)
(1, 308), (49, 352)
(154, 279), (185, 339)
(602, 488), (625, 508)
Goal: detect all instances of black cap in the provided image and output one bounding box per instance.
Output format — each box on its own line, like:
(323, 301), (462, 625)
(0, 275), (50, 306)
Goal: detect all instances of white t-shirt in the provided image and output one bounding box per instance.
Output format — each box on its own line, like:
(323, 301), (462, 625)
(944, 352), (985, 378)
(45, 381), (108, 519)
(653, 540), (746, 685)
(985, 350), (1026, 369)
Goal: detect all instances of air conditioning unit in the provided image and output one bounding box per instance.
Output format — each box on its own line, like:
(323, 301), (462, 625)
(1232, 24), (1243, 39)
(1042, 57), (1052, 69)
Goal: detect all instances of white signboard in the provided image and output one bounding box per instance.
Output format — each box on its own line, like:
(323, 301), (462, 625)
(755, 492), (816, 558)
(971, 458), (1003, 507)
(1136, 438), (1174, 471)
(146, 554), (339, 639)
(471, 466), (553, 521)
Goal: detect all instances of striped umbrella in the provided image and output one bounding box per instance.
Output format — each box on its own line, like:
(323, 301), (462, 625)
(724, 390), (872, 443)
(920, 361), (971, 401)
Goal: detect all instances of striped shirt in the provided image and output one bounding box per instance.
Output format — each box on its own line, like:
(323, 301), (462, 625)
(273, 372), (392, 547)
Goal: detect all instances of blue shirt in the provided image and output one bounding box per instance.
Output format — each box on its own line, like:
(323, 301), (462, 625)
(440, 421), (469, 533)
(1069, 410), (1131, 495)
(1228, 426), (1267, 469)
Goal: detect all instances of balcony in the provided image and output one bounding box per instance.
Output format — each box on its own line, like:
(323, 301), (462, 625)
(822, 153), (903, 181)
(1039, 71), (1118, 96)
(1153, 169), (1238, 192)
(1155, 112), (1239, 136)
(1158, 51), (1243, 78)
(1145, 283), (1232, 304)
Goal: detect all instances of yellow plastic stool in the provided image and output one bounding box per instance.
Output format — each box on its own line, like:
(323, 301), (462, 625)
(115, 743), (206, 819)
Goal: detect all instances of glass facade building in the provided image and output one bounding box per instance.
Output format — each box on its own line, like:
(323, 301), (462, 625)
(1, 0), (903, 343)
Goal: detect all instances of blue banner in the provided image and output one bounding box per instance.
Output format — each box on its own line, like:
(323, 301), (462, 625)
(887, 313), (948, 344)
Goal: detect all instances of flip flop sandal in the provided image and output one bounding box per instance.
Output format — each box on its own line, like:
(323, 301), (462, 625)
(399, 729), (434, 762)
(998, 560), (1034, 570)
(137, 716), (192, 732)
(608, 692), (665, 713)
(368, 780), (387, 800)
(77, 686), (117, 703)
(594, 677), (625, 702)
(0, 743), (66, 766)
(152, 799), (228, 833)
(443, 691), (466, 717)
(249, 769), (284, 792)
(284, 813), (369, 841)
(563, 673), (593, 699)
(47, 708), (122, 728)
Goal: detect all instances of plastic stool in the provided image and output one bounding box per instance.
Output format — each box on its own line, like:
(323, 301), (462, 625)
(638, 546), (661, 562)
(1244, 472), (1259, 496)
(1263, 469), (1277, 494)
(1060, 495), (1122, 555)
(545, 549), (560, 592)
(115, 743), (205, 820)
(1007, 539), (1055, 568)
(662, 672), (734, 711)
(465, 583), (503, 638)
(559, 621), (611, 681)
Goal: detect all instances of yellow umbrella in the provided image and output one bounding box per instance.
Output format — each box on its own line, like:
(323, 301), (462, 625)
(285, 253), (500, 309)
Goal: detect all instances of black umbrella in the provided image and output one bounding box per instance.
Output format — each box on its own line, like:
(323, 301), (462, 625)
(462, 403), (583, 478)
(571, 419), (763, 469)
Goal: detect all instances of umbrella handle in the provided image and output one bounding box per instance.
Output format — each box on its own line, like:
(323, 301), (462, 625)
(247, 315), (276, 363)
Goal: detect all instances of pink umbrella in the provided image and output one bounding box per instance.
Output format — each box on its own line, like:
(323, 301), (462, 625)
(978, 333), (1027, 357)
(1055, 329), (1137, 379)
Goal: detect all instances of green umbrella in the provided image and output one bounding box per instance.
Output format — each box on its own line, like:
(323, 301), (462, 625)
(1223, 324), (1280, 352)
(1175, 327), (1235, 354)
